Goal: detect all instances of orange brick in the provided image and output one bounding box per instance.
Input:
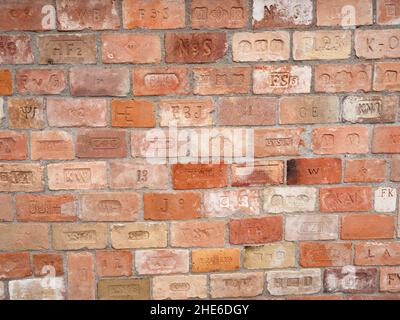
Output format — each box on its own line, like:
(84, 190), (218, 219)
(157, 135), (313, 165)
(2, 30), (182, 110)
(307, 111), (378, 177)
(33, 253), (64, 277)
(111, 99), (155, 128)
(320, 186), (372, 212)
(287, 158), (342, 185)
(300, 242), (352, 267)
(8, 98), (45, 129)
(67, 252), (95, 300)
(0, 252), (32, 279)
(345, 159), (386, 183)
(102, 33), (161, 64)
(135, 249), (189, 275)
(192, 248), (240, 272)
(96, 250), (132, 277)
(356, 29), (400, 59)
(0, 69), (12, 95)
(144, 192), (201, 220)
(254, 128), (304, 157)
(355, 242), (400, 266)
(312, 126), (369, 154)
(0, 131), (27, 160)
(171, 221), (226, 247)
(0, 35), (33, 64)
(30, 131), (74, 160)
(172, 164), (228, 189)
(16, 69), (65, 95)
(341, 214), (394, 240)
(374, 62), (400, 91)
(377, 0), (400, 25)
(229, 216), (283, 244)
(372, 126), (400, 153)
(0, 194), (13, 222)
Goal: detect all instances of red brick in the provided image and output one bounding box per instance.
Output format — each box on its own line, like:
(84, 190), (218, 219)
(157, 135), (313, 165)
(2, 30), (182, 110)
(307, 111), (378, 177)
(33, 253), (64, 277)
(0, 252), (31, 279)
(0, 69), (12, 95)
(344, 159), (386, 183)
(300, 242), (352, 267)
(0, 131), (27, 160)
(0, 35), (33, 64)
(0, 194), (13, 222)
(193, 66), (250, 95)
(0, 224), (49, 251)
(192, 248), (240, 272)
(315, 64), (372, 93)
(229, 216), (283, 244)
(356, 29), (400, 59)
(70, 67), (129, 97)
(0, 0), (54, 31)
(320, 186), (372, 213)
(16, 69), (65, 95)
(374, 62), (400, 91)
(135, 249), (189, 275)
(171, 221), (226, 247)
(30, 131), (74, 160)
(16, 194), (77, 222)
(372, 126), (400, 153)
(341, 214), (394, 240)
(324, 267), (377, 294)
(56, 0), (120, 30)
(355, 242), (400, 266)
(123, 0), (185, 29)
(67, 252), (95, 300)
(380, 267), (400, 292)
(102, 34), (161, 64)
(254, 128), (304, 157)
(133, 67), (189, 96)
(231, 161), (284, 186)
(392, 157), (400, 181)
(191, 0), (249, 29)
(287, 158), (342, 185)
(47, 98), (108, 128)
(144, 192), (201, 220)
(172, 164), (228, 189)
(76, 129), (127, 158)
(96, 250), (132, 277)
(111, 99), (155, 128)
(377, 0), (400, 25)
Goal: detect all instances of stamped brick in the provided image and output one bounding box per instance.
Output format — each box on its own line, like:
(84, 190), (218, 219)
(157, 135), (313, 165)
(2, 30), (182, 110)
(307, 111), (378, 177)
(263, 187), (317, 213)
(377, 0), (400, 25)
(374, 187), (397, 212)
(230, 216), (283, 244)
(52, 223), (107, 250)
(30, 131), (74, 160)
(38, 34), (96, 64)
(254, 128), (304, 157)
(153, 275), (207, 300)
(344, 159), (386, 183)
(253, 65), (312, 94)
(285, 214), (339, 241)
(110, 160), (169, 190)
(315, 64), (372, 93)
(123, 0), (185, 29)
(380, 267), (400, 292)
(111, 99), (155, 128)
(0, 131), (27, 160)
(56, 0), (120, 30)
(47, 98), (108, 127)
(0, 223), (48, 250)
(293, 30), (351, 60)
(341, 214), (394, 240)
(111, 223), (167, 249)
(135, 249), (189, 275)
(279, 96), (340, 124)
(144, 192), (201, 220)
(134, 67), (189, 96)
(0, 194), (13, 222)
(8, 98), (45, 129)
(253, 0), (313, 28)
(172, 164), (228, 189)
(374, 62), (400, 91)
(316, 0), (373, 26)
(80, 192), (140, 222)
(16, 69), (65, 95)
(193, 66), (250, 95)
(191, 0), (248, 29)
(48, 162), (106, 191)
(96, 250), (132, 277)
(300, 242), (352, 267)
(160, 98), (213, 127)
(0, 163), (44, 192)
(33, 253), (63, 277)
(210, 272), (264, 298)
(0, 282), (4, 300)
(343, 95), (398, 123)
(16, 194), (77, 222)
(171, 221), (226, 247)
(324, 267), (377, 294)
(244, 243), (295, 269)
(0, 69), (12, 95)
(372, 126), (400, 153)
(165, 32), (227, 63)
(70, 67), (129, 96)
(102, 34), (161, 64)
(267, 269), (322, 296)
(9, 277), (65, 300)
(232, 160), (284, 187)
(0, 253), (32, 279)
(98, 279), (150, 300)
(68, 252), (95, 300)
(392, 157), (400, 181)
(320, 186), (372, 212)
(233, 31), (290, 62)
(0, 35), (33, 64)
(287, 158), (342, 185)
(355, 242), (400, 266)
(356, 29), (400, 59)
(219, 97), (277, 126)
(192, 248), (240, 273)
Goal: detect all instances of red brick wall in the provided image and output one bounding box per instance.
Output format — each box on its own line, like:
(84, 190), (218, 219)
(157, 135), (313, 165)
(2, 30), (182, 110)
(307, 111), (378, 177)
(0, 0), (400, 300)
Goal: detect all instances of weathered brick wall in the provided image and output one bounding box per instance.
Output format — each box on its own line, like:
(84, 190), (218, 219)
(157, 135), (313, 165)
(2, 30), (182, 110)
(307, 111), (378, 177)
(0, 0), (400, 300)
